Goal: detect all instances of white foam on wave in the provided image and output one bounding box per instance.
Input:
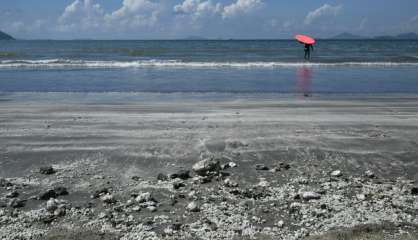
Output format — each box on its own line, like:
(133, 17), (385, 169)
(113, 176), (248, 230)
(1, 59), (418, 69)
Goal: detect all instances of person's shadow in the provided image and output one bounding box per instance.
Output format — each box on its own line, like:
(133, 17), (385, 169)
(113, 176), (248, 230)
(296, 67), (313, 97)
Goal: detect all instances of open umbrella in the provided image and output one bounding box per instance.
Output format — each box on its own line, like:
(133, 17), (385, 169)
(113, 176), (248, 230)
(294, 34), (316, 45)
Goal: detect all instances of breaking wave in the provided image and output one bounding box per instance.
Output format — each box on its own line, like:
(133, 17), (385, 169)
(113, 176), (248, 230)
(1, 59), (418, 69)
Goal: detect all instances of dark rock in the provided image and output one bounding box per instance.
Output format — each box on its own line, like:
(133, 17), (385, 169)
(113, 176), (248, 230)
(242, 187), (268, 199)
(199, 175), (213, 184)
(131, 176), (141, 181)
(93, 188), (109, 199)
(279, 162), (291, 170)
(411, 186), (418, 195)
(40, 166), (56, 175)
(0, 199), (7, 208)
(221, 162), (237, 170)
(0, 178), (12, 187)
(172, 222), (182, 231)
(192, 158), (221, 176)
(365, 170), (375, 178)
(255, 164), (269, 171)
(39, 189), (57, 200)
(170, 170), (191, 180)
(173, 182), (185, 190)
(54, 187), (69, 196)
(8, 198), (26, 208)
(5, 191), (19, 198)
(41, 214), (56, 224)
(157, 173), (168, 181)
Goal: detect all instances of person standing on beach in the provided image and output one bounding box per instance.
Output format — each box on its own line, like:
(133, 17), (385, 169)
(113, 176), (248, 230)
(304, 44), (314, 60)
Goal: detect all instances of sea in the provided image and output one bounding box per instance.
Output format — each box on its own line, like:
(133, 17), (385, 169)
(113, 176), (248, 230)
(1, 39), (418, 103)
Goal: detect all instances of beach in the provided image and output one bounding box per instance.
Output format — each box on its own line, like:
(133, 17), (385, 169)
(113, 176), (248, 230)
(1, 94), (418, 239)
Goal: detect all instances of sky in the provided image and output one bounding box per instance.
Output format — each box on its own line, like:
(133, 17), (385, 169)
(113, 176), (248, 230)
(1, 0), (418, 39)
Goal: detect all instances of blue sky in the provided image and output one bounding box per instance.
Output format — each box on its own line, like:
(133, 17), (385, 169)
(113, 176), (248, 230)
(1, 0), (418, 39)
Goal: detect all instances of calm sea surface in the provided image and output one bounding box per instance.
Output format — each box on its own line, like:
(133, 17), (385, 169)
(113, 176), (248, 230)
(0, 40), (418, 101)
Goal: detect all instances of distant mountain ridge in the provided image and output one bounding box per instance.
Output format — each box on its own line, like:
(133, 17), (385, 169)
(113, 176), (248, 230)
(332, 32), (364, 39)
(330, 32), (418, 40)
(182, 36), (208, 40)
(0, 31), (14, 40)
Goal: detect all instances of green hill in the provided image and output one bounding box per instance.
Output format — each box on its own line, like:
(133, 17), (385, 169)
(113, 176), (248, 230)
(0, 31), (15, 40)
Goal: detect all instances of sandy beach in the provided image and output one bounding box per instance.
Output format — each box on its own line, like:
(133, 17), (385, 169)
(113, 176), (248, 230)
(1, 95), (418, 239)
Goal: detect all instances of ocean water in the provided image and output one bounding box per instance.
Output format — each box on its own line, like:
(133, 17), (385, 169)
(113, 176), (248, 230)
(0, 40), (418, 101)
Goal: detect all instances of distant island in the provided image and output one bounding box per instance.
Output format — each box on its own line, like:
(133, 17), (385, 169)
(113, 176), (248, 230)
(332, 32), (364, 39)
(182, 36), (208, 40)
(330, 32), (418, 40)
(0, 30), (15, 40)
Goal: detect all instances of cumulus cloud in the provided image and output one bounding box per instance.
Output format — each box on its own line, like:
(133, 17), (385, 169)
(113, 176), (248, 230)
(222, 0), (263, 18)
(174, 0), (263, 19)
(174, 0), (222, 18)
(304, 4), (342, 25)
(58, 0), (161, 32)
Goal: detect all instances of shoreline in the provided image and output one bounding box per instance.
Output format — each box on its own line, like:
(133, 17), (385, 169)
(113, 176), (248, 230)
(1, 96), (417, 239)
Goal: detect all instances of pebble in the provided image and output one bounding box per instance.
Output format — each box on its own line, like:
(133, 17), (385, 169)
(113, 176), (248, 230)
(173, 181), (185, 190)
(157, 173), (168, 181)
(39, 189), (57, 200)
(224, 178), (239, 188)
(227, 162), (237, 168)
(277, 220), (285, 228)
(192, 158), (220, 176)
(186, 201), (200, 212)
(222, 162), (237, 170)
(365, 170), (375, 178)
(255, 164), (269, 171)
(54, 187), (69, 196)
(135, 192), (152, 203)
(5, 191), (19, 198)
(46, 199), (58, 212)
(101, 193), (116, 204)
(92, 188), (109, 199)
(301, 191), (321, 201)
(0, 178), (12, 187)
(411, 186), (418, 195)
(257, 180), (270, 188)
(8, 198), (25, 208)
(356, 194), (366, 201)
(330, 170), (342, 177)
(170, 170), (191, 180)
(147, 206), (157, 212)
(39, 166), (56, 175)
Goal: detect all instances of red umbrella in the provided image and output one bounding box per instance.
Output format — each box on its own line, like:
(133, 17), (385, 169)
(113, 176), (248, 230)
(294, 34), (316, 45)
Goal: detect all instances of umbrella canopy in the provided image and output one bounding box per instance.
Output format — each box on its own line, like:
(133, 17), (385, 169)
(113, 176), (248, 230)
(294, 34), (316, 45)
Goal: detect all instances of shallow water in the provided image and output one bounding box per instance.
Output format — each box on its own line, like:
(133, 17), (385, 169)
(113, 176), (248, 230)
(0, 40), (417, 98)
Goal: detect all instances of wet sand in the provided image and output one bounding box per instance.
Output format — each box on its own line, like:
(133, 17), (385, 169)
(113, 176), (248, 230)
(0, 95), (418, 239)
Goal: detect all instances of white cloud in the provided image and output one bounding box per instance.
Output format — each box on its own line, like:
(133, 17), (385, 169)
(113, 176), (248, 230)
(358, 18), (367, 30)
(58, 0), (161, 33)
(174, 0), (263, 19)
(59, 0), (81, 22)
(410, 14), (418, 23)
(174, 0), (222, 16)
(222, 0), (263, 18)
(304, 4), (342, 25)
(58, 0), (105, 31)
(105, 0), (161, 29)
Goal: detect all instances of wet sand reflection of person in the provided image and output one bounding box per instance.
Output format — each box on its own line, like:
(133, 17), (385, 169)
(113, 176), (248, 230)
(296, 67), (313, 97)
